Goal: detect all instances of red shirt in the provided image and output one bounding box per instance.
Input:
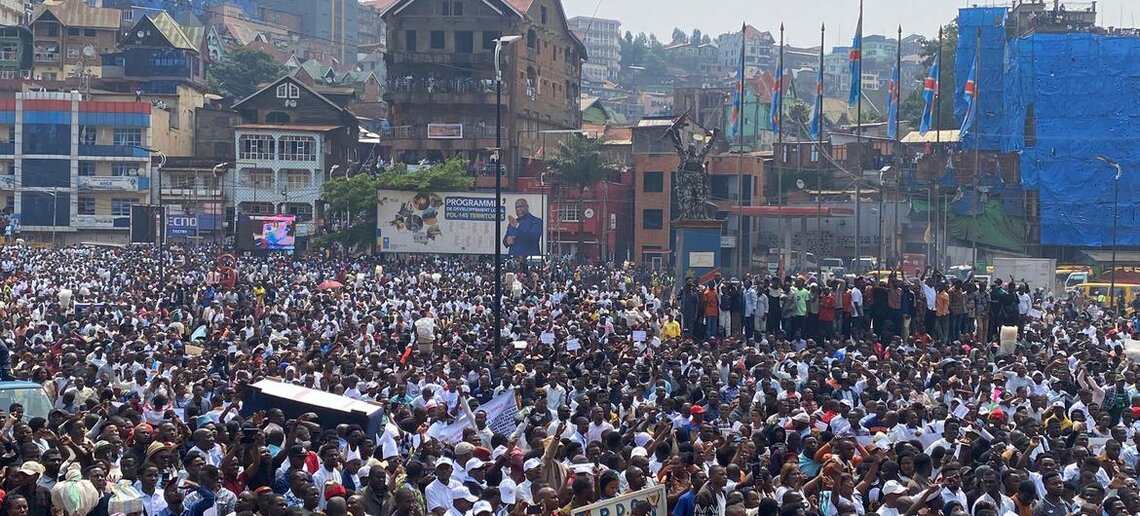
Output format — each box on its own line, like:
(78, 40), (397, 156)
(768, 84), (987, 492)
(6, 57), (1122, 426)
(819, 294), (836, 322)
(703, 288), (720, 316)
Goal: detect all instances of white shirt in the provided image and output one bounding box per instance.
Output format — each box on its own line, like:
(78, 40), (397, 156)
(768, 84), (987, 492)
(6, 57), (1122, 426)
(426, 477), (460, 512)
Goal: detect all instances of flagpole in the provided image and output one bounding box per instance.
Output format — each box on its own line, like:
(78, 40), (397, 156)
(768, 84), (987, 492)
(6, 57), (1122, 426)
(854, 0), (863, 273)
(737, 21), (746, 275)
(776, 24), (784, 273)
(817, 23), (825, 258)
(971, 28), (982, 270)
(894, 25), (902, 266)
(934, 26), (943, 268)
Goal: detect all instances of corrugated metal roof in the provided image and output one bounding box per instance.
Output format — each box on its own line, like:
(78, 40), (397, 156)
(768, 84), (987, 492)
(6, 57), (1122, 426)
(148, 12), (198, 51)
(36, 0), (120, 29)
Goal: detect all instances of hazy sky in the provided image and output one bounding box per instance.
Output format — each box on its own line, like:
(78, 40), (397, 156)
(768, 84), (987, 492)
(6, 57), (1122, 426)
(562, 0), (1135, 47)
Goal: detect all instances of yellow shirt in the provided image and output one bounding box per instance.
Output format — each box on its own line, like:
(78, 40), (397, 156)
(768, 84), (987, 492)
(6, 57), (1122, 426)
(663, 320), (681, 339)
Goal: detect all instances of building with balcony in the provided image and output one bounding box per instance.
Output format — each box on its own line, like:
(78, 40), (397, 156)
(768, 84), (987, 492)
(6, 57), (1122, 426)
(717, 25), (775, 77)
(0, 0), (21, 27)
(227, 75), (360, 249)
(0, 90), (154, 244)
(258, 0), (359, 64)
(0, 26), (34, 80)
(29, 0), (121, 82)
(100, 12), (207, 94)
(567, 16), (620, 83)
(379, 0), (585, 184)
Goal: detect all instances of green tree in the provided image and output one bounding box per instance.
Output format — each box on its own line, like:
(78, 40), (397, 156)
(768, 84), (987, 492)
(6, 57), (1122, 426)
(207, 46), (285, 101)
(376, 158), (474, 191)
(786, 101), (812, 140)
(316, 173), (382, 250)
(691, 29), (703, 45)
(546, 138), (618, 260)
(899, 21), (958, 131)
(671, 28), (688, 44)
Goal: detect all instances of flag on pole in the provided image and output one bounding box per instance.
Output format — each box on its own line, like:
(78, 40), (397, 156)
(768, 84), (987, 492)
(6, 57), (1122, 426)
(886, 64), (900, 139)
(809, 65), (824, 140)
(730, 23), (746, 141)
(919, 54), (940, 136)
(959, 53), (978, 140)
(847, 5), (863, 107)
(770, 60), (783, 134)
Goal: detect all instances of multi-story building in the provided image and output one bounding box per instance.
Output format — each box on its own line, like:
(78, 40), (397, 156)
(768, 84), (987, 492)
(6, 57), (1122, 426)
(101, 12), (207, 95)
(258, 0), (359, 64)
(29, 0), (120, 81)
(0, 26), (33, 80)
(227, 74), (360, 249)
(0, 0), (22, 26)
(358, 1), (387, 54)
(0, 90), (156, 244)
(567, 16), (620, 83)
(379, 0), (585, 185)
(717, 25), (775, 76)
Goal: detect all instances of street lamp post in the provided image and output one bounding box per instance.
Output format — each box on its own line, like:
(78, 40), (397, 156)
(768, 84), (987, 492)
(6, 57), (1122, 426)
(133, 146), (167, 281)
(492, 34), (522, 353)
(1098, 155), (1123, 311)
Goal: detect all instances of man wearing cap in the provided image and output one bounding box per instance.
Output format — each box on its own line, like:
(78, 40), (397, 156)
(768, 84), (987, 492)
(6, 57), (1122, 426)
(426, 458), (461, 516)
(1, 461), (50, 516)
(515, 457), (543, 505)
(463, 457), (489, 497)
(875, 480), (907, 516)
(358, 464), (394, 516)
(447, 486), (479, 516)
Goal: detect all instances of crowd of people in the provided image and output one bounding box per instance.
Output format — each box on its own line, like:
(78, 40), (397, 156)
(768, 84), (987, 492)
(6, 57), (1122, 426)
(0, 244), (1132, 516)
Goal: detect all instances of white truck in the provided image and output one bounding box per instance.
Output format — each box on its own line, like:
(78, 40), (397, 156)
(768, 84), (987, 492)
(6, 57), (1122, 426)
(991, 257), (1057, 295)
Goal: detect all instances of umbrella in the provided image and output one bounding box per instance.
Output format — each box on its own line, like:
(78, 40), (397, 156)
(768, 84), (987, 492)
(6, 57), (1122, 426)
(317, 280), (344, 290)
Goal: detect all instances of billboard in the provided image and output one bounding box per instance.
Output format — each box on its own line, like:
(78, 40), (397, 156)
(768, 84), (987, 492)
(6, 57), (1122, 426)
(426, 123), (463, 139)
(129, 205), (166, 244)
(377, 191), (546, 255)
(236, 214), (296, 251)
(167, 214), (222, 237)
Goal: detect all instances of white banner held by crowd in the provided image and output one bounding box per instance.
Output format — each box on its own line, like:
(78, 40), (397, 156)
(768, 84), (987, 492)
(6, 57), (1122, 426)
(572, 485), (667, 516)
(437, 389), (518, 444)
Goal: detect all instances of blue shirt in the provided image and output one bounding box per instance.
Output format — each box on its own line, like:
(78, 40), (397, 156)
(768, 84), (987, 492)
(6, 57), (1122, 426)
(504, 213), (542, 256)
(673, 490), (696, 516)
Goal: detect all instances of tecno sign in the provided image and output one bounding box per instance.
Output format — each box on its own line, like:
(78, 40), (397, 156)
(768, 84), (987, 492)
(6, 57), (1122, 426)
(167, 215), (199, 237)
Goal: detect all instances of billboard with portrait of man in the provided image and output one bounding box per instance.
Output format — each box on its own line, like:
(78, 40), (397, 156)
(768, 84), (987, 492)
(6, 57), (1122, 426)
(376, 191), (545, 255)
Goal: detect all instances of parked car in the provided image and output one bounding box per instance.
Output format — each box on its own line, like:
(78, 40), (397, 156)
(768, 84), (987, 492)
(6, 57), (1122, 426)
(0, 381), (53, 421)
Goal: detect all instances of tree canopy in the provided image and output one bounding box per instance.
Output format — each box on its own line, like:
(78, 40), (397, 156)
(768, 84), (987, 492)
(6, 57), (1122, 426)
(376, 158), (474, 191)
(207, 46), (286, 101)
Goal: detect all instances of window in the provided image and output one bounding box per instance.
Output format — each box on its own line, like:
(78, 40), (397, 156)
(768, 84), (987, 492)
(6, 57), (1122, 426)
(238, 134), (275, 160)
(33, 45), (58, 63)
(284, 170), (311, 190)
(111, 198), (136, 216)
(404, 31), (416, 51)
(77, 196), (95, 215)
(810, 145), (819, 163)
(66, 46), (79, 59)
(123, 10), (133, 21)
(643, 209), (664, 230)
(275, 83), (299, 99)
(455, 31), (473, 53)
(84, 29), (95, 37)
(430, 31), (445, 50)
(113, 128), (141, 147)
(282, 202), (313, 222)
(557, 204), (580, 223)
(112, 163), (135, 176)
(643, 171), (663, 192)
(68, 28), (79, 36)
(441, 0), (462, 15)
(78, 161), (94, 176)
(78, 126), (96, 145)
(526, 30), (536, 49)
(482, 31), (500, 50)
(245, 169), (273, 189)
(241, 201), (274, 215)
(0, 43), (15, 61)
(45, 24), (58, 37)
(540, 6), (548, 24)
(279, 136), (316, 161)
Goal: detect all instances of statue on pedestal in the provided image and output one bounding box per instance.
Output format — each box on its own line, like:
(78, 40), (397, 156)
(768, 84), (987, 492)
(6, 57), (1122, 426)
(668, 124), (719, 221)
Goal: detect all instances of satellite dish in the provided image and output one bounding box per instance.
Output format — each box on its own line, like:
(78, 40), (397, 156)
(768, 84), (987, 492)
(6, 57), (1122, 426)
(127, 168), (138, 176)
(137, 30), (145, 38)
(82, 45), (95, 57)
(796, 179), (805, 190)
(692, 134), (709, 143)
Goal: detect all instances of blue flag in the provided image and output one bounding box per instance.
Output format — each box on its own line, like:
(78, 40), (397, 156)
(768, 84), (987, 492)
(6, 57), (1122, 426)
(847, 11), (863, 107)
(959, 54), (978, 141)
(730, 23), (746, 141)
(919, 54), (940, 136)
(809, 66), (824, 140)
(770, 62), (783, 134)
(886, 65), (899, 139)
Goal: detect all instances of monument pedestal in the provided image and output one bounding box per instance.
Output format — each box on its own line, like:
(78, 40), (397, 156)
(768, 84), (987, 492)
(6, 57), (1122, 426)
(673, 219), (725, 284)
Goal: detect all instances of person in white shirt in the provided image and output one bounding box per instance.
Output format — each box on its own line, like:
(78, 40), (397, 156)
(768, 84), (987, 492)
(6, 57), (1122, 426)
(587, 407), (614, 444)
(875, 480), (908, 516)
(426, 459), (461, 515)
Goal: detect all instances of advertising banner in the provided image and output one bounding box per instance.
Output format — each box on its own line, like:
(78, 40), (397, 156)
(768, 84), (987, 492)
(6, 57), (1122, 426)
(901, 253), (927, 279)
(572, 485), (668, 516)
(377, 190), (546, 255)
(237, 214), (296, 251)
(426, 123), (463, 139)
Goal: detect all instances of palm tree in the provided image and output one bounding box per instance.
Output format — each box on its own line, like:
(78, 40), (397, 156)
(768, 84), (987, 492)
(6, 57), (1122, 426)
(547, 136), (617, 261)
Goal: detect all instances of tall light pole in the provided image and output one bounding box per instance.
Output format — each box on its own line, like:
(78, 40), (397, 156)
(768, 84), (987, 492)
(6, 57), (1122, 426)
(493, 34), (521, 353)
(133, 146), (167, 281)
(1097, 154), (1123, 311)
